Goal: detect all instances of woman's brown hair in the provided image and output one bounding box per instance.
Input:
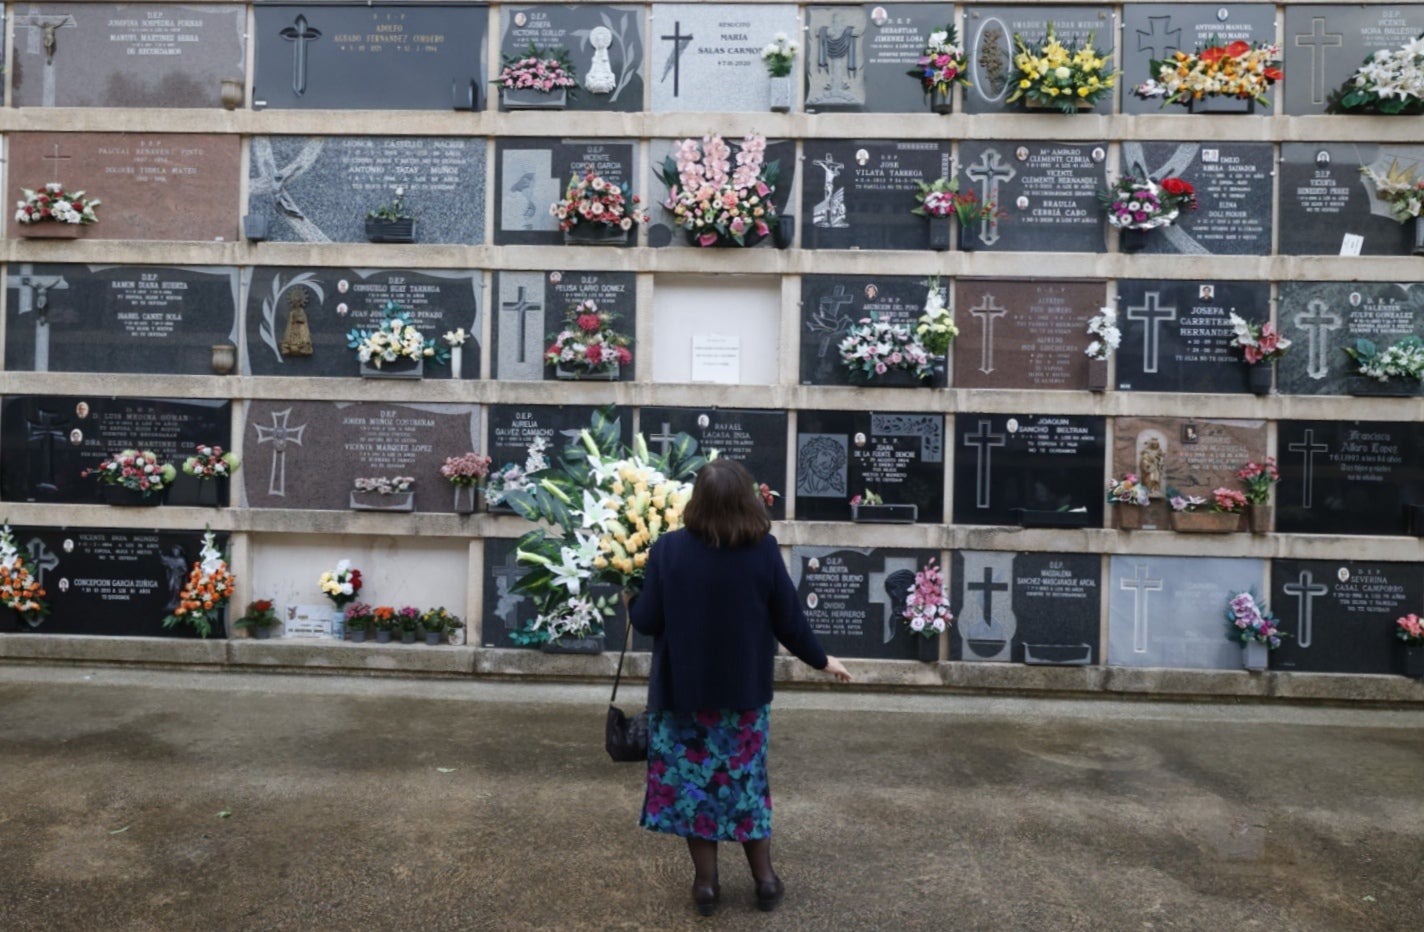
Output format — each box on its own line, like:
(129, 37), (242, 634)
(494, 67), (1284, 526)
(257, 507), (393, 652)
(682, 458), (771, 549)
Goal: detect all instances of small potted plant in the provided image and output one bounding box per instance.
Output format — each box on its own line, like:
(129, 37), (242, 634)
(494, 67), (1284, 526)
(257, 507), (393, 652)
(1236, 458), (1279, 534)
(444, 327), (470, 379)
(1084, 306), (1120, 391)
(544, 299), (632, 380)
(419, 606), (463, 646)
(1138, 37), (1282, 113)
(350, 476), (416, 512)
(180, 444), (241, 507)
(1100, 174), (1197, 253)
(1225, 591), (1285, 671)
(915, 278), (956, 384)
(498, 44), (577, 109)
(1333, 39), (1424, 115)
(1227, 312), (1291, 395)
(762, 32), (798, 112)
(365, 186), (416, 243)
(1342, 334), (1424, 396)
(396, 605), (421, 644)
(1395, 612), (1424, 678)
(1107, 473), (1152, 530)
(442, 452), (492, 514)
(0, 523), (49, 629)
(838, 313), (935, 387)
(14, 182), (100, 238)
(1168, 488), (1243, 533)
(84, 449), (177, 506)
(1006, 23), (1117, 113)
(1361, 159), (1424, 255)
(658, 133), (781, 248)
(235, 598), (280, 640)
(903, 559), (953, 662)
(850, 489), (917, 524)
(343, 601), (374, 643)
(318, 560), (362, 640)
(371, 605), (397, 643)
(346, 300), (447, 378)
(161, 528), (235, 639)
(908, 24), (969, 113)
(551, 171), (649, 246)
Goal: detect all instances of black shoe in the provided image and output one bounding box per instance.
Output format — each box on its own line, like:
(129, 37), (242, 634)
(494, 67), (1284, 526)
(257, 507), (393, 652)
(693, 877), (720, 916)
(754, 876), (785, 912)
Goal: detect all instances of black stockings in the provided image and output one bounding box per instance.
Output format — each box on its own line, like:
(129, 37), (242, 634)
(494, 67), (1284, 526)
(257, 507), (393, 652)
(742, 837), (777, 884)
(686, 837), (718, 885)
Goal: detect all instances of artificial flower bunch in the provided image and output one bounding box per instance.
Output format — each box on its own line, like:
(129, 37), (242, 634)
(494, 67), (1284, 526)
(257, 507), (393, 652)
(1227, 313), (1292, 364)
(1236, 458), (1279, 505)
(1361, 159), (1424, 222)
(657, 133), (781, 247)
(0, 523), (48, 626)
(1139, 38), (1283, 106)
(1100, 175), (1197, 230)
(353, 476), (414, 494)
(161, 528), (235, 639)
(236, 599), (280, 632)
(838, 313), (935, 381)
(761, 32), (798, 77)
(346, 301), (448, 369)
(908, 24), (970, 95)
(1006, 24), (1117, 112)
(916, 279), (958, 357)
(85, 449), (177, 495)
(485, 436), (550, 507)
(757, 483), (779, 509)
(1343, 335), (1424, 382)
(15, 182), (100, 225)
(1106, 473), (1150, 507)
(1396, 613), (1424, 646)
(1336, 37), (1424, 114)
(1085, 307), (1121, 361)
(1211, 487), (1248, 514)
(1225, 591), (1285, 649)
(850, 490), (884, 506)
(181, 445), (241, 480)
(443, 328), (469, 347)
(1168, 491), (1208, 513)
(903, 559), (953, 637)
(545, 299), (633, 375)
(498, 44), (577, 94)
(440, 452), (492, 487)
(318, 560), (362, 608)
(550, 171), (649, 233)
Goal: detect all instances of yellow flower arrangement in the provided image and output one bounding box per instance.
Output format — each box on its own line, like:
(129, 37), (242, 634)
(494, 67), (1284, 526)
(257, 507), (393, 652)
(1005, 23), (1117, 113)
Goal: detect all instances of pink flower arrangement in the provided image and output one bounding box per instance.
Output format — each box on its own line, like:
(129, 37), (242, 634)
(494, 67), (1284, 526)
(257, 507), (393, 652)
(1211, 487), (1248, 514)
(545, 299), (632, 374)
(1396, 613), (1424, 646)
(84, 449), (177, 494)
(1228, 313), (1291, 364)
(549, 171), (649, 233)
(1236, 458), (1279, 505)
(498, 45), (577, 93)
(1226, 591), (1285, 648)
(656, 133), (781, 247)
(903, 559), (953, 637)
(441, 452), (492, 487)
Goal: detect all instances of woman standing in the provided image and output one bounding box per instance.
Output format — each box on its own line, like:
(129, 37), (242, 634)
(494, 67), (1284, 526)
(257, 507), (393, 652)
(628, 458), (852, 915)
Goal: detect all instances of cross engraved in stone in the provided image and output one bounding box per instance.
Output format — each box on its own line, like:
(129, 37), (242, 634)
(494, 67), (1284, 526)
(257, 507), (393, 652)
(1282, 570), (1329, 649)
(1294, 17), (1344, 106)
(659, 21), (694, 97)
(24, 408), (69, 494)
(966, 565), (1009, 625)
(42, 144), (71, 181)
(1293, 298), (1342, 380)
(280, 14), (322, 97)
(1135, 15), (1182, 58)
(808, 286), (855, 357)
(969, 295), (1008, 374)
(500, 285), (543, 365)
(25, 538), (60, 588)
(254, 409), (307, 497)
(963, 419), (1006, 509)
(648, 422), (678, 457)
(1120, 563), (1163, 653)
(1125, 291), (1178, 375)
(1287, 429), (1328, 509)
(965, 149), (1015, 244)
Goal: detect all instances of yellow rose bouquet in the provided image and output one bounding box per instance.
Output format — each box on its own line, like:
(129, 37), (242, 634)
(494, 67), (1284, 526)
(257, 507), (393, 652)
(1005, 23), (1117, 113)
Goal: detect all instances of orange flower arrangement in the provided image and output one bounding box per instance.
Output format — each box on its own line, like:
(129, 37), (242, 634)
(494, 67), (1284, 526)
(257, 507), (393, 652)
(0, 523), (48, 626)
(161, 528), (235, 638)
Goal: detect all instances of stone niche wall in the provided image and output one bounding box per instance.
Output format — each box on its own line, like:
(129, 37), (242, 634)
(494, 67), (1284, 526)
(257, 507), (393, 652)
(1, 1), (1422, 700)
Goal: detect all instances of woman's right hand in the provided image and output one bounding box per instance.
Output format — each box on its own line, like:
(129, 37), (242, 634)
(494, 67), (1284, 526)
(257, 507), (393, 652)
(822, 656), (852, 683)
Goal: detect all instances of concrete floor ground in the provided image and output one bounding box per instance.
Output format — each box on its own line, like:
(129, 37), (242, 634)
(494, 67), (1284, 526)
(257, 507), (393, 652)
(0, 666), (1421, 932)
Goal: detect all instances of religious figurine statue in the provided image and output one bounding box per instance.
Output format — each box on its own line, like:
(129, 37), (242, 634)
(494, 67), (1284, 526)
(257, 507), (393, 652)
(279, 287), (314, 357)
(584, 26), (617, 94)
(1139, 437), (1165, 497)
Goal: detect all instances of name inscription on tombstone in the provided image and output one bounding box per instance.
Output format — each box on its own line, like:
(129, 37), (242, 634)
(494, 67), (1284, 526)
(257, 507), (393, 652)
(1120, 141), (1273, 255)
(501, 5), (644, 111)
(486, 405), (632, 475)
(493, 271), (635, 382)
(951, 551), (1099, 664)
(4, 264), (238, 376)
(495, 139), (637, 244)
(1283, 4), (1424, 115)
(649, 3), (797, 112)
(962, 6), (1113, 114)
(789, 547), (938, 660)
(1107, 555), (1265, 669)
(800, 275), (935, 386)
(1114, 280), (1268, 393)
(804, 4), (952, 113)
(1271, 559), (1421, 674)
(646, 138), (795, 248)
(1277, 281), (1424, 396)
(1277, 420), (1424, 536)
(953, 279), (1104, 390)
(957, 142), (1107, 252)
(952, 414), (1105, 527)
(640, 407), (788, 519)
(1279, 142), (1418, 256)
(802, 140), (951, 250)
(1118, 4), (1277, 115)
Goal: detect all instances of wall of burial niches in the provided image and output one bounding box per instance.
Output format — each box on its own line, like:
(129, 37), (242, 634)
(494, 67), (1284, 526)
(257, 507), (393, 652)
(1, 1), (1422, 689)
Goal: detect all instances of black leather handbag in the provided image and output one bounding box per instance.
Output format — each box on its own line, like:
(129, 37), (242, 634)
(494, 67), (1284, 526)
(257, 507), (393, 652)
(605, 621), (648, 763)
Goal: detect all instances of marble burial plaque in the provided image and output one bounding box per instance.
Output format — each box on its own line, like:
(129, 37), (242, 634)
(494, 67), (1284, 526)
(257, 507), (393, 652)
(1107, 555), (1266, 669)
(801, 140), (951, 250)
(243, 402), (480, 512)
(487, 404), (632, 475)
(646, 137), (796, 248)
(804, 4), (954, 113)
(1114, 280), (1270, 393)
(1277, 420), (1424, 536)
(493, 270), (635, 382)
(962, 5), (1114, 114)
(5, 264), (239, 375)
(952, 279), (1106, 390)
(1277, 281), (1424, 396)
(800, 275), (939, 386)
(795, 411), (944, 523)
(6, 133), (240, 241)
(952, 414), (1105, 527)
(481, 537), (644, 650)
(243, 268), (480, 380)
(640, 407), (788, 519)
(956, 142), (1108, 252)
(247, 136), (484, 245)
(494, 139), (638, 245)
(1283, 5), (1424, 115)
(11, 3), (245, 108)
(951, 551), (1100, 664)
(501, 5), (644, 111)
(1279, 142), (1420, 256)
(1117, 142), (1273, 255)
(0, 526), (230, 637)
(1271, 559), (1422, 675)
(252, 3), (486, 110)
(649, 3), (798, 111)
(1112, 416), (1265, 527)
(1119, 4), (1277, 115)
(1, 396), (230, 505)
(789, 547), (940, 660)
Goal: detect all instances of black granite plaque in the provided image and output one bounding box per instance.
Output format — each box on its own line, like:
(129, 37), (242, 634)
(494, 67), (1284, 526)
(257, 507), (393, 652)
(1115, 280), (1269, 393)
(1277, 420), (1424, 536)
(956, 141), (1108, 252)
(1117, 141), (1273, 255)
(481, 537), (645, 650)
(0, 526), (230, 637)
(1278, 142), (1416, 256)
(639, 407), (788, 520)
(962, 5), (1114, 114)
(646, 138), (796, 248)
(1119, 4), (1278, 115)
(500, 5), (644, 111)
(1277, 281), (1424, 396)
(802, 140), (952, 250)
(1270, 559), (1421, 674)
(1284, 4), (1424, 115)
(799, 275), (938, 386)
(487, 405), (632, 477)
(950, 551), (1100, 664)
(494, 138), (638, 245)
(789, 546), (940, 659)
(4, 265), (238, 375)
(243, 268), (480, 380)
(492, 270), (635, 382)
(1, 396), (230, 505)
(953, 414), (1105, 527)
(795, 411), (944, 523)
(805, 4), (962, 113)
(252, 3), (486, 110)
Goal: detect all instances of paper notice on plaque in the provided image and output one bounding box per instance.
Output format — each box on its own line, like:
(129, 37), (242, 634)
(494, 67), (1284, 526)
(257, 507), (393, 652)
(285, 604), (333, 638)
(691, 333), (741, 383)
(1339, 233), (1363, 257)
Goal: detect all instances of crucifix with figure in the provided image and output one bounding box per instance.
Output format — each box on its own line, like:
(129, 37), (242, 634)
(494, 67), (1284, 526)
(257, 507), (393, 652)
(9, 265), (70, 371)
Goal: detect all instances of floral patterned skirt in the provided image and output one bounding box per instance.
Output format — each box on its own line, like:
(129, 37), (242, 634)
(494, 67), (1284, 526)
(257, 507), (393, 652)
(640, 706), (772, 842)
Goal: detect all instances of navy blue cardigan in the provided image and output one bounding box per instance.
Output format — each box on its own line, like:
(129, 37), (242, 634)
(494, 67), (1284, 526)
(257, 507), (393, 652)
(629, 529), (828, 714)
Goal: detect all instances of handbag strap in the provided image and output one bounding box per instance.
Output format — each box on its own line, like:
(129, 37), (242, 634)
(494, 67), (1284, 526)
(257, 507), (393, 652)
(610, 617), (633, 705)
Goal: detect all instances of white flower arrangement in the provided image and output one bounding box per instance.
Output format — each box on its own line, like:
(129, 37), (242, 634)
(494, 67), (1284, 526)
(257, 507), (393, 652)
(1344, 335), (1424, 382)
(761, 33), (799, 77)
(353, 476), (415, 494)
(1338, 37), (1424, 114)
(915, 280), (959, 357)
(443, 328), (469, 347)
(345, 301), (448, 369)
(839, 314), (934, 381)
(1085, 307), (1121, 361)
(15, 182), (100, 225)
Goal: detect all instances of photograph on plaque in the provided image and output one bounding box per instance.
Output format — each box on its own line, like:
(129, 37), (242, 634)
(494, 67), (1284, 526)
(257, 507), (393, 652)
(1118, 141), (1273, 255)
(799, 140), (951, 250)
(252, 3), (486, 110)
(493, 271), (635, 382)
(494, 139), (639, 246)
(0, 526), (230, 637)
(1277, 420), (1424, 537)
(500, 5), (644, 112)
(639, 407), (788, 520)
(1107, 555), (1266, 669)
(955, 141), (1108, 253)
(950, 551), (1100, 665)
(789, 546), (940, 660)
(800, 275), (940, 386)
(487, 405), (633, 478)
(242, 401), (481, 513)
(961, 5), (1114, 114)
(482, 538), (643, 650)
(952, 279), (1106, 391)
(247, 136), (484, 245)
(645, 137), (796, 248)
(803, 4), (964, 113)
(1278, 143), (1419, 256)
(243, 268), (480, 380)
(10, 3), (246, 108)
(6, 133), (240, 242)
(649, 3), (798, 112)
(1118, 4), (1276, 116)
(1270, 559), (1423, 675)
(794, 411), (944, 524)
(1114, 280), (1270, 393)
(5, 265), (239, 376)
(1283, 4), (1424, 115)
(952, 414), (1105, 528)
(1, 396), (230, 506)
(1277, 281), (1424, 396)
(1110, 416), (1266, 528)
